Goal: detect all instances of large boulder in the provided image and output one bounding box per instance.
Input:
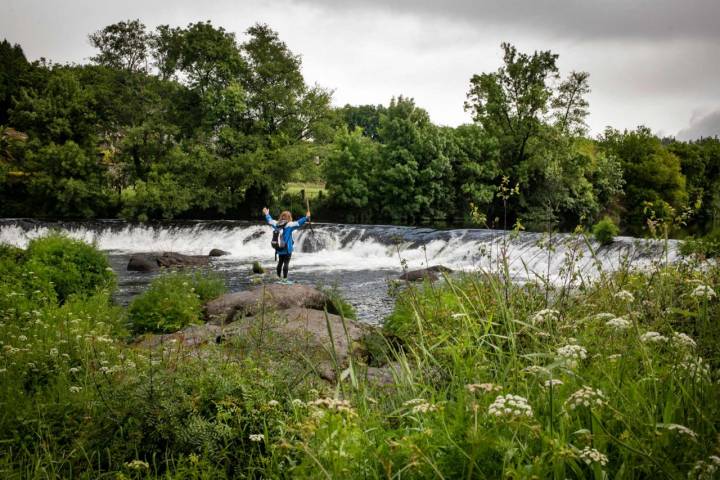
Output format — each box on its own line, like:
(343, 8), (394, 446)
(398, 265), (452, 282)
(134, 324), (223, 349)
(204, 284), (329, 324)
(127, 254), (160, 272)
(220, 307), (368, 381)
(209, 249), (231, 257)
(127, 252), (210, 271)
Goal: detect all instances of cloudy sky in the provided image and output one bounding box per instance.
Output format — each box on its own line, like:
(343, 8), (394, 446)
(2, 0), (719, 139)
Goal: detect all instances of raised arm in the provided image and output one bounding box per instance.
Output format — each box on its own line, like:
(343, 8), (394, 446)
(262, 207), (277, 227)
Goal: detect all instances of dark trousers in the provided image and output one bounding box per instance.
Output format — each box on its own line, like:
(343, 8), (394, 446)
(276, 253), (291, 278)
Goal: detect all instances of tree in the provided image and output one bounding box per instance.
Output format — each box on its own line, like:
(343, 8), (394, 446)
(88, 20), (150, 72)
(338, 104), (386, 141)
(0, 40), (31, 125)
(465, 43), (559, 169)
(600, 127), (687, 234)
(552, 71), (591, 136)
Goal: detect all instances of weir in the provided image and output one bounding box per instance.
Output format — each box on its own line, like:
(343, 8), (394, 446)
(0, 219), (678, 323)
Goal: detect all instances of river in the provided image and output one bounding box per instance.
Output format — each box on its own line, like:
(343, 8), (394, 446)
(0, 219), (677, 324)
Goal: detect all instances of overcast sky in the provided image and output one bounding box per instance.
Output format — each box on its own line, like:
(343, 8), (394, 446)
(2, 0), (719, 139)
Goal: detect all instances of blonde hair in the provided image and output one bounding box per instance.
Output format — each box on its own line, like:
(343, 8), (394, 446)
(279, 211), (292, 222)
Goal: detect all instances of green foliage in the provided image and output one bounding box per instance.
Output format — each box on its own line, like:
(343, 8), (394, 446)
(128, 271), (225, 334)
(319, 284), (357, 319)
(25, 234), (115, 303)
(680, 228), (720, 258)
(592, 216), (620, 245)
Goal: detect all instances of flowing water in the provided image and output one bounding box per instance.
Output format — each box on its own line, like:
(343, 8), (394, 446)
(0, 219), (678, 324)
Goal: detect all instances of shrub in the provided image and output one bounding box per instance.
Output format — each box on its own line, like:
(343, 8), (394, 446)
(680, 228), (720, 258)
(25, 233), (115, 303)
(592, 216), (619, 245)
(128, 271), (226, 334)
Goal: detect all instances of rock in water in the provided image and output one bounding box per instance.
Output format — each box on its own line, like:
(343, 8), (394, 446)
(209, 249), (230, 257)
(252, 261), (265, 274)
(127, 252), (210, 271)
(156, 252), (209, 268)
(398, 265), (452, 282)
(127, 254), (160, 272)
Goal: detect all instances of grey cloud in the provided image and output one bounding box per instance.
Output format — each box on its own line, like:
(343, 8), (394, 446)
(677, 110), (720, 140)
(291, 0), (720, 41)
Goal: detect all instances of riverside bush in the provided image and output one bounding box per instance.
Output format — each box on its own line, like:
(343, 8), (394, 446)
(592, 216), (620, 245)
(24, 233), (116, 303)
(128, 271), (226, 334)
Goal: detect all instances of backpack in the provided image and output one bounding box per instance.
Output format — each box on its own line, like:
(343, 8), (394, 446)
(271, 221), (288, 251)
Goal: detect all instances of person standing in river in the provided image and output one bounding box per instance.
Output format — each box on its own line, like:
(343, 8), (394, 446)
(262, 207), (311, 281)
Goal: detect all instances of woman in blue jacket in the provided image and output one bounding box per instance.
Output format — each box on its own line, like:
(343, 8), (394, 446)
(262, 207), (310, 279)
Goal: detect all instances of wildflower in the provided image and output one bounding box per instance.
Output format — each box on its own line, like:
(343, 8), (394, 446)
(556, 344), (587, 367)
(291, 398), (305, 407)
(410, 401), (438, 414)
(249, 434), (264, 442)
(543, 379), (564, 388)
(125, 460), (150, 470)
(671, 332), (696, 350)
(268, 400), (280, 407)
(69, 386), (82, 393)
(69, 367), (81, 374)
(605, 316), (631, 331)
(592, 312), (616, 321)
(640, 331), (668, 343)
(18, 335), (27, 342)
(565, 386), (605, 410)
(308, 397), (355, 415)
(658, 423), (697, 439)
(578, 447), (608, 466)
(613, 290), (635, 302)
(691, 285), (716, 300)
(531, 309), (559, 325)
(466, 383), (502, 394)
(607, 354), (622, 362)
(674, 356), (711, 382)
(488, 394), (533, 420)
(523, 365), (551, 376)
(450, 313), (468, 318)
(690, 455), (720, 479)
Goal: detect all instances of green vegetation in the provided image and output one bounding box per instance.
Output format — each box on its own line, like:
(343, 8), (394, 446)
(592, 216), (620, 245)
(128, 271), (226, 334)
(1, 234), (719, 478)
(2, 29), (720, 237)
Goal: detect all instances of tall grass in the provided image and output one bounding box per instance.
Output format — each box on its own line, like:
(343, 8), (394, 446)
(0, 234), (718, 478)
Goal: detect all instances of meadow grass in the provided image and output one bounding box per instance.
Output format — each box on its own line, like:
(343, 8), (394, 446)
(0, 234), (719, 478)
(285, 182), (326, 200)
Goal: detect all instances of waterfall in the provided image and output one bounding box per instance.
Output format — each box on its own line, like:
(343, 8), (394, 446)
(0, 219), (677, 283)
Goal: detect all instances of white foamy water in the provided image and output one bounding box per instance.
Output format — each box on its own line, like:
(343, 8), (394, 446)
(0, 219), (678, 323)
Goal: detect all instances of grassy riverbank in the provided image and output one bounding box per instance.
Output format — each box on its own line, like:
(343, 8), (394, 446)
(1, 234), (719, 478)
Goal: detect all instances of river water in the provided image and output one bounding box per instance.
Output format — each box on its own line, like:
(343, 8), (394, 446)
(0, 219), (677, 324)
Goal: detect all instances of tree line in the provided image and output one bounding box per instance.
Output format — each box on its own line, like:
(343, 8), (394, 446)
(1, 20), (719, 237)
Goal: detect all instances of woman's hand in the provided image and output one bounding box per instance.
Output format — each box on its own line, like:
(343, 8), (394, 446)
(262, 207), (269, 216)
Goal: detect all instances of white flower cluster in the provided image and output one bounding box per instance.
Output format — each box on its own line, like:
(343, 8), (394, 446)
(249, 433), (264, 442)
(465, 383), (502, 394)
(267, 400), (280, 407)
(674, 356), (711, 382)
(531, 309), (559, 325)
(691, 285), (716, 300)
(578, 447), (608, 466)
(523, 365), (551, 376)
(308, 397), (355, 414)
(640, 331), (668, 344)
(543, 379), (564, 388)
(613, 290), (635, 302)
(488, 394), (533, 420)
(592, 312), (616, 322)
(671, 332), (697, 350)
(690, 455), (720, 480)
(565, 386), (605, 410)
(556, 344), (587, 365)
(125, 460), (150, 470)
(660, 423), (697, 439)
(403, 398), (438, 414)
(605, 317), (631, 331)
